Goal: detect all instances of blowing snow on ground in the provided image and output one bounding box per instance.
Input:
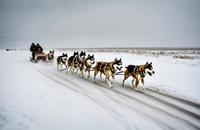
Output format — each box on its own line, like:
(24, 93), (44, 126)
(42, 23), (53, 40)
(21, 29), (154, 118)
(0, 48), (200, 130)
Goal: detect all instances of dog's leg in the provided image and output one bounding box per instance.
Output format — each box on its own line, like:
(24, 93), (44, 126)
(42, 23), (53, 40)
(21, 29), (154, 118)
(75, 67), (78, 74)
(86, 69), (90, 78)
(83, 69), (87, 78)
(76, 67), (79, 75)
(100, 72), (103, 79)
(135, 78), (139, 88)
(81, 68), (85, 78)
(141, 78), (144, 85)
(122, 72), (130, 86)
(61, 64), (66, 71)
(94, 70), (99, 82)
(67, 64), (71, 72)
(70, 65), (73, 73)
(131, 79), (135, 88)
(105, 76), (112, 88)
(122, 77), (127, 86)
(76, 66), (80, 74)
(72, 66), (76, 74)
(112, 74), (115, 80)
(66, 65), (68, 72)
(75, 67), (79, 74)
(69, 66), (72, 73)
(141, 78), (145, 90)
(123, 77), (127, 86)
(104, 76), (107, 82)
(79, 69), (82, 77)
(87, 70), (90, 78)
(67, 65), (70, 72)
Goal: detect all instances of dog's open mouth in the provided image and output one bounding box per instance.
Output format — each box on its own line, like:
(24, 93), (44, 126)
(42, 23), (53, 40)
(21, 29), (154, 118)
(148, 71), (155, 76)
(148, 72), (152, 76)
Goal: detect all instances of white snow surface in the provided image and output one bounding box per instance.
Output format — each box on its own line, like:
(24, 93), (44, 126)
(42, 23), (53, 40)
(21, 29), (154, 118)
(91, 51), (200, 103)
(0, 49), (200, 130)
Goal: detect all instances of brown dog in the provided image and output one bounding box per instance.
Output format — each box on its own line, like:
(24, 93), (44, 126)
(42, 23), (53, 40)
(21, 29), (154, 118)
(94, 58), (122, 88)
(35, 50), (54, 62)
(122, 62), (155, 89)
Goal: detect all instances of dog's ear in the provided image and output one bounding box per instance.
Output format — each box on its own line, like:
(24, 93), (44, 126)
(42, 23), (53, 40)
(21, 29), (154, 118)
(146, 62), (148, 65)
(120, 58), (122, 61)
(114, 58), (117, 61)
(63, 53), (64, 55)
(88, 54), (90, 57)
(150, 62), (152, 65)
(92, 54), (94, 57)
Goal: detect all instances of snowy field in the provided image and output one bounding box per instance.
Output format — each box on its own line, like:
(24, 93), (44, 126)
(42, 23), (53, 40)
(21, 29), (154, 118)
(0, 48), (200, 130)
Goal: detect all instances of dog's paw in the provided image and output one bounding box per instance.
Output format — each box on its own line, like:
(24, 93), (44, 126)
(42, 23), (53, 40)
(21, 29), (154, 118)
(141, 86), (146, 90)
(133, 87), (139, 91)
(142, 87), (146, 91)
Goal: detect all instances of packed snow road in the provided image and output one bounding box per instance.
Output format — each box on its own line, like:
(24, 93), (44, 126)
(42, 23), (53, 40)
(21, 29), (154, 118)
(0, 50), (200, 130)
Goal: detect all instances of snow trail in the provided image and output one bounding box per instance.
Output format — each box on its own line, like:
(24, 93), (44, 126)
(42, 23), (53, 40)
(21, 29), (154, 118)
(0, 50), (200, 130)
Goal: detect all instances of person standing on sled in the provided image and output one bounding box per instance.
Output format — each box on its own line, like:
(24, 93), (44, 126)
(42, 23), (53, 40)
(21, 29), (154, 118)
(30, 42), (37, 61)
(36, 43), (43, 53)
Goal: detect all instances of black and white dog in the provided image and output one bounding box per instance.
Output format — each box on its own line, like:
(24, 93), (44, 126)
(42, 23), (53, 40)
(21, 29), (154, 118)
(72, 51), (86, 73)
(80, 54), (95, 78)
(67, 51), (79, 72)
(57, 53), (68, 71)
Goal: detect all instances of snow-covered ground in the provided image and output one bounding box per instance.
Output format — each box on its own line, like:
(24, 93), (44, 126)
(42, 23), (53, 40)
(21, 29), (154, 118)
(88, 49), (200, 103)
(0, 49), (200, 130)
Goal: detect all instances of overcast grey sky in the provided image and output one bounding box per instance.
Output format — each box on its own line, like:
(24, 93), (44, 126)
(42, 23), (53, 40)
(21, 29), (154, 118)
(0, 0), (199, 49)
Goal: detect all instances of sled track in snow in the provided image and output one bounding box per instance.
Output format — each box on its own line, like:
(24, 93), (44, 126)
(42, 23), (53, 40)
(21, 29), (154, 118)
(146, 88), (200, 109)
(36, 69), (180, 130)
(32, 63), (200, 130)
(114, 82), (200, 120)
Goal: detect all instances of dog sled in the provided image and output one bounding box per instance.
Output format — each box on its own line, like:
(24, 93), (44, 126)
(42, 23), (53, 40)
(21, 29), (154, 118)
(30, 43), (54, 63)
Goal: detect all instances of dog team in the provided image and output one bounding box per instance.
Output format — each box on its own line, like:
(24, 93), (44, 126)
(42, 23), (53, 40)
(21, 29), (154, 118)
(30, 43), (155, 89)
